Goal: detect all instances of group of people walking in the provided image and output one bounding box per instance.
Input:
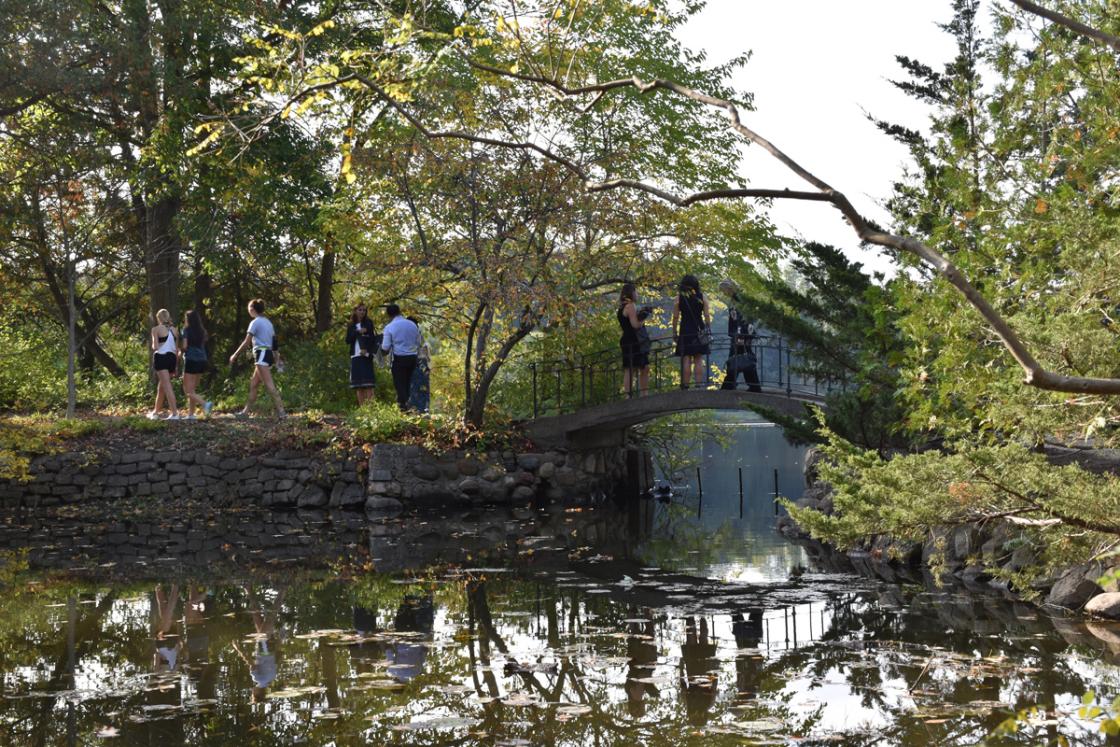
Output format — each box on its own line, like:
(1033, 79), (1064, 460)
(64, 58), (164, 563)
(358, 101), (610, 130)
(148, 299), (286, 421)
(147, 298), (427, 421)
(618, 275), (761, 397)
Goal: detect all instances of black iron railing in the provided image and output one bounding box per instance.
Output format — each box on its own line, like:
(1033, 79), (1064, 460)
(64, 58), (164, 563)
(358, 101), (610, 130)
(524, 333), (840, 419)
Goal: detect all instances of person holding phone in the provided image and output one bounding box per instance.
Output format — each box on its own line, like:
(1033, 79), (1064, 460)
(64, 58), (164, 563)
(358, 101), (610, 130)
(346, 303), (378, 405)
(618, 283), (652, 397)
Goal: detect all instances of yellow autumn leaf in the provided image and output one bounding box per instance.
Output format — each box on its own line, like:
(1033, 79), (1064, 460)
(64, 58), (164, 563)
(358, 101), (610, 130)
(1034, 199), (1049, 214)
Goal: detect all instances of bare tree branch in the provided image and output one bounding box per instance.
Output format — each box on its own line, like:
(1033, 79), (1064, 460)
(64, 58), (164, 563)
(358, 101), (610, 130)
(1008, 0), (1120, 52)
(331, 69), (1120, 397)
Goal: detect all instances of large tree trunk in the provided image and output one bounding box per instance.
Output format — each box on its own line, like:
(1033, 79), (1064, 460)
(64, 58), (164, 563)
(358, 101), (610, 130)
(315, 248), (335, 334)
(140, 195), (182, 321)
(465, 324), (534, 428)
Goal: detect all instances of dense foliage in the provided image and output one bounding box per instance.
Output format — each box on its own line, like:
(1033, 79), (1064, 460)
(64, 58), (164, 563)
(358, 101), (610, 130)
(783, 0), (1120, 582)
(5, 0), (1120, 586)
(725, 242), (907, 453)
(0, 0), (774, 425)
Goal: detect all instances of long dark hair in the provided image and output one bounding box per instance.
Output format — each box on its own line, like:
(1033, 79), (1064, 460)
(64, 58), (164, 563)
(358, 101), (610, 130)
(350, 303), (369, 325)
(619, 282), (637, 308)
(183, 309), (207, 347)
(678, 274), (702, 299)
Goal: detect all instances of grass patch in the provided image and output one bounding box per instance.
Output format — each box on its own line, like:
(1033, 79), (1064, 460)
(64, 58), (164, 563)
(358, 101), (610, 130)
(344, 401), (528, 453)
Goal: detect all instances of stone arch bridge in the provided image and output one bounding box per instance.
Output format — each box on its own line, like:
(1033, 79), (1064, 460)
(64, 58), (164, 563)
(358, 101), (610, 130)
(519, 334), (831, 449)
(524, 387), (826, 448)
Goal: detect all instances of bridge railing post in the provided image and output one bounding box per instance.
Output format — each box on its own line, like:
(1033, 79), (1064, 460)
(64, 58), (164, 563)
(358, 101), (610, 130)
(786, 344), (793, 397)
(776, 338), (783, 392)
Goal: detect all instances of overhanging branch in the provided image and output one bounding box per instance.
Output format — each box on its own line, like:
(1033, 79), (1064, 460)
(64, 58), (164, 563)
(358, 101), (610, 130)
(1008, 0), (1120, 52)
(336, 71), (1120, 396)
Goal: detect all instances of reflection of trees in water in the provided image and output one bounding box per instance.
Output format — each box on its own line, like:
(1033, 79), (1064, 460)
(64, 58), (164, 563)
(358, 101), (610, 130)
(751, 592), (1115, 744)
(3, 573), (1120, 746)
(633, 412), (731, 483)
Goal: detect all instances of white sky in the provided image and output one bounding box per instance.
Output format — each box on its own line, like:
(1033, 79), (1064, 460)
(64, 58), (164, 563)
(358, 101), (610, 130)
(676, 0), (961, 275)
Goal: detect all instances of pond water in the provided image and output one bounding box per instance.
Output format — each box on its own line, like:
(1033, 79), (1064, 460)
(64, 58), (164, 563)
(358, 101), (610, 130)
(2, 423), (1120, 746)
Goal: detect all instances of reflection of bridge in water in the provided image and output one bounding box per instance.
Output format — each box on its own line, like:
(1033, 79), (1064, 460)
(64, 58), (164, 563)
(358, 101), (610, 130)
(521, 334), (833, 448)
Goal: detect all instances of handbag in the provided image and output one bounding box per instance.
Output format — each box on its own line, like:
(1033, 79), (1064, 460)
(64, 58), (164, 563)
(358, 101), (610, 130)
(635, 326), (652, 355)
(681, 291), (711, 348)
(726, 351), (756, 371)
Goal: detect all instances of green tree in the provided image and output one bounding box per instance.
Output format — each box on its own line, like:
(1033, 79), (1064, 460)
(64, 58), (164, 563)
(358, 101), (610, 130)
(726, 241), (907, 453)
(222, 0), (771, 425)
(791, 0), (1120, 581)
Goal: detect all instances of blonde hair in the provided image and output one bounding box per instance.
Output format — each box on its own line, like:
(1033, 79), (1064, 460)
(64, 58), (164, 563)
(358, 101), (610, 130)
(155, 309), (172, 325)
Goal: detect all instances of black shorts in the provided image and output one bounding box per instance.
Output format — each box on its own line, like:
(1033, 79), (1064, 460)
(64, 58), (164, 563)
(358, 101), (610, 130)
(350, 355), (375, 389)
(153, 352), (177, 373)
(253, 348), (275, 367)
(184, 358), (207, 375)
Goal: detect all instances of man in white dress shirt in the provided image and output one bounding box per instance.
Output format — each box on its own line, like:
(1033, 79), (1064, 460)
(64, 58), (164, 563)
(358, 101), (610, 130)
(380, 303), (421, 411)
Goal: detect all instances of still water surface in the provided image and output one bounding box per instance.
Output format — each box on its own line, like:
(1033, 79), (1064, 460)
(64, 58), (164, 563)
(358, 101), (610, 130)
(1, 424), (1119, 746)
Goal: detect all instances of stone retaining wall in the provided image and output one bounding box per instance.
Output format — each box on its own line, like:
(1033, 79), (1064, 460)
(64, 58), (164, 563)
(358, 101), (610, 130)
(0, 442), (634, 513)
(0, 448), (367, 510)
(365, 444), (627, 511)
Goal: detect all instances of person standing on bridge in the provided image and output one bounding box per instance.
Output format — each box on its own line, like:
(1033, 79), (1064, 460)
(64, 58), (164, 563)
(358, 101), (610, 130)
(618, 283), (652, 397)
(672, 274), (712, 389)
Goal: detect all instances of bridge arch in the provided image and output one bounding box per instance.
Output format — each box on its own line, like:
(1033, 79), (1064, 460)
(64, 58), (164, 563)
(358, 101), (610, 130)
(519, 333), (836, 448)
(524, 387), (825, 448)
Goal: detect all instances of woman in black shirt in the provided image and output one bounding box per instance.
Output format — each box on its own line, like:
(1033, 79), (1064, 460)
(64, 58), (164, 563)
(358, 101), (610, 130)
(618, 283), (651, 396)
(180, 310), (213, 419)
(672, 275), (712, 389)
(346, 303), (378, 405)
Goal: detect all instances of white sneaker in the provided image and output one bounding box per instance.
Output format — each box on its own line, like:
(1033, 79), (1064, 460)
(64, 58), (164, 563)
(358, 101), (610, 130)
(145, 411), (159, 420)
(164, 414), (180, 421)
(186, 414), (197, 421)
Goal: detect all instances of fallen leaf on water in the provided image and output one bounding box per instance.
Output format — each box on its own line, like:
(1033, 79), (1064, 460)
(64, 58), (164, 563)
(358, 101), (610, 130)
(267, 686), (326, 699)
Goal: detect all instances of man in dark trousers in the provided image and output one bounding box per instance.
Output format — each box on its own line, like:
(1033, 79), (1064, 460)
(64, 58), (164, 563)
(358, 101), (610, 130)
(380, 304), (421, 410)
(722, 309), (762, 392)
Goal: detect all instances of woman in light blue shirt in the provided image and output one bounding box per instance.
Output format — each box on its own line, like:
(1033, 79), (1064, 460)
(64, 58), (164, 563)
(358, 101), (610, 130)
(228, 298), (287, 418)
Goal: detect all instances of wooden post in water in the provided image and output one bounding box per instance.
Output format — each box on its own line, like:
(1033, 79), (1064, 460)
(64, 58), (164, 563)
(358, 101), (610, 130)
(696, 467), (703, 518)
(738, 466), (744, 519)
(773, 468), (780, 515)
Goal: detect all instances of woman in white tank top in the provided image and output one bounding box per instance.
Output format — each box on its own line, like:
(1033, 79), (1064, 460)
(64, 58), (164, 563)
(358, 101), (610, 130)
(148, 308), (181, 420)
